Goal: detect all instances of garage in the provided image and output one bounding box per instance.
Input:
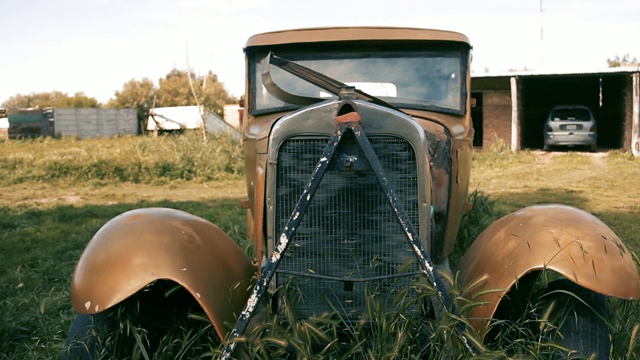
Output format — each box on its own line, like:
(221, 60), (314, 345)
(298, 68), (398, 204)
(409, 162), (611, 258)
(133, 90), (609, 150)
(519, 74), (626, 150)
(471, 69), (640, 153)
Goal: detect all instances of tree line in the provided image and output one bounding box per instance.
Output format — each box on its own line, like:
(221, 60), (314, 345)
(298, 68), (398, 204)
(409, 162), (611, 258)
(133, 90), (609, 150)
(1, 69), (237, 125)
(606, 53), (639, 68)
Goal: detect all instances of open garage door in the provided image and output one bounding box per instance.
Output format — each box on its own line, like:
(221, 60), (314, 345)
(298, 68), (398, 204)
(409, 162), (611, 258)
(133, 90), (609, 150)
(519, 74), (626, 150)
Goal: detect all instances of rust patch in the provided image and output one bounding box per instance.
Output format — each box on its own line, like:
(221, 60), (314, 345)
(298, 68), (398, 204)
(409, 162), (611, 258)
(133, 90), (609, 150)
(336, 112), (361, 124)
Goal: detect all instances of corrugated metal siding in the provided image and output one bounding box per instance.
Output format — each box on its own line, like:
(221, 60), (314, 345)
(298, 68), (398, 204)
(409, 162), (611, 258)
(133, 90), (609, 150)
(115, 109), (138, 135)
(77, 109), (98, 138)
(53, 109), (77, 136)
(54, 108), (137, 138)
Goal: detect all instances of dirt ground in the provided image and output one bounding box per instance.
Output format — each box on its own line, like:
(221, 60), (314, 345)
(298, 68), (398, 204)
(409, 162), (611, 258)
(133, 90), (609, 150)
(534, 149), (607, 165)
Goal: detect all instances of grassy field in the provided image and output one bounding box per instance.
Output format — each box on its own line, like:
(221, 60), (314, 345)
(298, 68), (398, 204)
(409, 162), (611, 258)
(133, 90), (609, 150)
(470, 141), (640, 257)
(1, 134), (640, 358)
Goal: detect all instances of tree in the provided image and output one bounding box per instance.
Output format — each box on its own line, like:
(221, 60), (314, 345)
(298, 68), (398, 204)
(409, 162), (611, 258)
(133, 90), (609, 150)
(2, 91), (100, 109)
(106, 77), (156, 130)
(154, 69), (194, 108)
(607, 53), (639, 68)
(155, 68), (236, 117)
(2, 68), (236, 133)
(199, 71), (237, 117)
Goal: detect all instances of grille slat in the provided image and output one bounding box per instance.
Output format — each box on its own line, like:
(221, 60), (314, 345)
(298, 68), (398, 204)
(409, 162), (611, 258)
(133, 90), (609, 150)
(275, 136), (421, 318)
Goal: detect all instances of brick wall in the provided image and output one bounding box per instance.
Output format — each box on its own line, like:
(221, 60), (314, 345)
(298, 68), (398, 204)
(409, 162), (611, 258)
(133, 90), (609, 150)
(482, 90), (512, 148)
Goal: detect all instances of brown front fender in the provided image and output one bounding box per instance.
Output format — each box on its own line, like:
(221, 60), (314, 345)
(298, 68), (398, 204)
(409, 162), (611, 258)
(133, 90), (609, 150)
(70, 208), (255, 339)
(457, 204), (640, 334)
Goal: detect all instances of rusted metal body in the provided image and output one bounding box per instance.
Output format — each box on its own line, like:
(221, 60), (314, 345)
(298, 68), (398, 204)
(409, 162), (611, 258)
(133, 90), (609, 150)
(68, 26), (640, 357)
(242, 27), (474, 266)
(70, 208), (254, 339)
(458, 204), (640, 334)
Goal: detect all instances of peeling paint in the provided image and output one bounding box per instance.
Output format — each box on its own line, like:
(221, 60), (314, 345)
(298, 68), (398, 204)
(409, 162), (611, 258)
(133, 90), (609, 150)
(451, 124), (466, 136)
(94, 305), (99, 312)
(278, 234), (289, 250)
(405, 230), (413, 241)
(196, 292), (201, 298)
(84, 301), (91, 311)
(242, 293), (259, 317)
(278, 234), (289, 245)
(181, 267), (187, 271)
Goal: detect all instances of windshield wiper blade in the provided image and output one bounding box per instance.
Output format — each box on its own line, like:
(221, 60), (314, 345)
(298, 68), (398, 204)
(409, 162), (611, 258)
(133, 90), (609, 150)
(262, 52), (400, 110)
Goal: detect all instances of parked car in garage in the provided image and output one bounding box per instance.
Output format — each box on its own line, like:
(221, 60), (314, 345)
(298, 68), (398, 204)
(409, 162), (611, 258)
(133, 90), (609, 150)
(543, 105), (597, 151)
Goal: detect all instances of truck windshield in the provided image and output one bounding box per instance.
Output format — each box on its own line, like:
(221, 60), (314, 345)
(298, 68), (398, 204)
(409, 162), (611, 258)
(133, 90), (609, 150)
(249, 46), (467, 115)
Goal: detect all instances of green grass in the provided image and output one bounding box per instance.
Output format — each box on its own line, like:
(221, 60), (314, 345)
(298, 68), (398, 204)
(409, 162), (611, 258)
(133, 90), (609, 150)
(1, 133), (640, 358)
(0, 132), (243, 185)
(0, 197), (247, 359)
(470, 148), (640, 256)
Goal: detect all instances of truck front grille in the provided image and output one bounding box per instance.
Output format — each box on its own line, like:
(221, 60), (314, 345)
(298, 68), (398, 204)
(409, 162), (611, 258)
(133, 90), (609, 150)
(275, 136), (422, 320)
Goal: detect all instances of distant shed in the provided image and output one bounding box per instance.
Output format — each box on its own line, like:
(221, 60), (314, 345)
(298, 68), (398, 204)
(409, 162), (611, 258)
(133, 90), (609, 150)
(147, 106), (239, 137)
(5, 108), (54, 138)
(54, 108), (138, 138)
(471, 68), (640, 155)
(223, 104), (242, 128)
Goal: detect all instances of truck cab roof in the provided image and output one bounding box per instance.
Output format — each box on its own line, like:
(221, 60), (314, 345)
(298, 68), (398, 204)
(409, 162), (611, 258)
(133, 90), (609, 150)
(244, 27), (470, 49)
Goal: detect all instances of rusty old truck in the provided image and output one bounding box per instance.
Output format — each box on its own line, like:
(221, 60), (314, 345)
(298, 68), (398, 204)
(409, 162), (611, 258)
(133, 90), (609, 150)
(64, 27), (640, 359)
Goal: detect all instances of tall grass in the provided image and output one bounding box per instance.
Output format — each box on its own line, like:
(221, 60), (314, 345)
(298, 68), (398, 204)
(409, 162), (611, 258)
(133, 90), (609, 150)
(228, 282), (488, 359)
(2, 135), (640, 358)
(0, 132), (246, 359)
(0, 131), (244, 185)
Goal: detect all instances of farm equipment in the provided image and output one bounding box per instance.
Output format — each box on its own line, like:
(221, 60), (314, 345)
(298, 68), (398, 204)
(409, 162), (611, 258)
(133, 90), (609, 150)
(64, 27), (640, 359)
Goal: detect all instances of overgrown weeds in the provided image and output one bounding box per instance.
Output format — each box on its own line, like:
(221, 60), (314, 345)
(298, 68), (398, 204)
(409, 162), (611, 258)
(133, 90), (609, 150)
(2, 136), (640, 358)
(228, 281), (486, 359)
(0, 131), (243, 185)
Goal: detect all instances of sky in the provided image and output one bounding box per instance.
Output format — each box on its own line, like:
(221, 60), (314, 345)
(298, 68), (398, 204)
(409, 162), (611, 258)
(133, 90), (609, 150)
(1, 0), (639, 105)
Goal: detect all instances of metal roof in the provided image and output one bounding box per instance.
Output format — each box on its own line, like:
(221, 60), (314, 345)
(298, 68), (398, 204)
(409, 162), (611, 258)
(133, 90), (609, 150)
(472, 66), (639, 79)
